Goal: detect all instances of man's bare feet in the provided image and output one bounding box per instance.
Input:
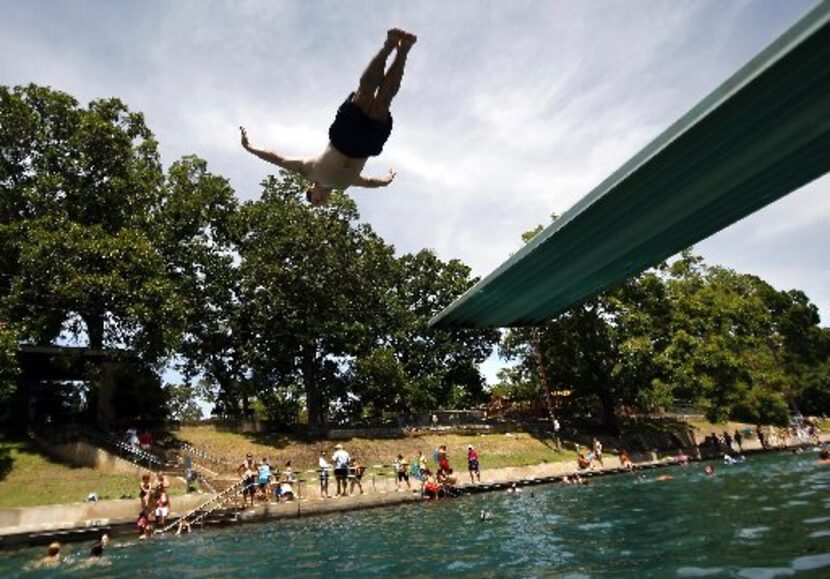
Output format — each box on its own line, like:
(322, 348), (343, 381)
(388, 28), (417, 47)
(386, 28), (405, 48)
(388, 27), (407, 41)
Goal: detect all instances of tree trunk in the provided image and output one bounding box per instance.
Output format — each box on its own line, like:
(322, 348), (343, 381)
(597, 386), (620, 435)
(84, 311), (105, 350)
(532, 329), (556, 421)
(302, 344), (326, 434)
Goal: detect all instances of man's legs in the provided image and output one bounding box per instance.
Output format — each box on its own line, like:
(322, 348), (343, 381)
(372, 36), (414, 119)
(352, 30), (400, 113)
(352, 29), (416, 120)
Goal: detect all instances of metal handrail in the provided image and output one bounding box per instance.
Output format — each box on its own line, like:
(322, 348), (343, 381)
(161, 479), (244, 533)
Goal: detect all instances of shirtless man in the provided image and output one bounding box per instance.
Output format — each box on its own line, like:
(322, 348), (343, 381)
(241, 28), (417, 206)
(238, 453), (258, 508)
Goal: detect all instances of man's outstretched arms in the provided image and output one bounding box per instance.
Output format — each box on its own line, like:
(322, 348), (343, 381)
(354, 169), (397, 188)
(240, 126), (308, 175)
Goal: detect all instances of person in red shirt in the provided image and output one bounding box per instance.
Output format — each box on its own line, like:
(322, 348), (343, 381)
(467, 445), (480, 484)
(138, 429), (153, 451)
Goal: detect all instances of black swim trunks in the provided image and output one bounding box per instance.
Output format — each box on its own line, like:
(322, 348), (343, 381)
(328, 93), (393, 159)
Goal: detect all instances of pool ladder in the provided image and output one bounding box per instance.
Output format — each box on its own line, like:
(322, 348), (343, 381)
(161, 479), (245, 533)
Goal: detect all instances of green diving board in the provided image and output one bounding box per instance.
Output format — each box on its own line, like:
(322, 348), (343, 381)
(429, 0), (830, 329)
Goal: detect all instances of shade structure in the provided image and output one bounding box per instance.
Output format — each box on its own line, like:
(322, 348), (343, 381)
(429, 0), (830, 329)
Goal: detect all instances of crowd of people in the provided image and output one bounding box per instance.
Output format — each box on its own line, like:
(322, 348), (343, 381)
(228, 443), (487, 504)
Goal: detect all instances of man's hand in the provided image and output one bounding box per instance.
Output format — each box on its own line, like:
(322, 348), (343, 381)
(239, 126), (249, 149)
(355, 170), (397, 189)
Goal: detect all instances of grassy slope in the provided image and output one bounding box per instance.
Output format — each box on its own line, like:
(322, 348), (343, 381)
(0, 418), (778, 508)
(0, 439), (137, 508)
(0, 439), (185, 508)
(175, 426), (577, 476)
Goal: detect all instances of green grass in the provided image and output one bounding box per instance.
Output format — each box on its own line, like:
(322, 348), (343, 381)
(0, 439), (184, 508)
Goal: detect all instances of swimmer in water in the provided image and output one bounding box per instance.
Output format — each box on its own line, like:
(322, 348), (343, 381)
(31, 542), (61, 569)
(89, 533), (110, 557)
(704, 465), (716, 476)
(819, 449), (830, 464)
(507, 482), (523, 493)
(656, 474), (674, 482)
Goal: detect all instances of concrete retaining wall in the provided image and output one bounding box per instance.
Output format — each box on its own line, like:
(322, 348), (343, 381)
(41, 441), (148, 475)
(0, 493), (212, 538)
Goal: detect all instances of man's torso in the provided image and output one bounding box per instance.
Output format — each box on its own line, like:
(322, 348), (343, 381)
(305, 145), (368, 189)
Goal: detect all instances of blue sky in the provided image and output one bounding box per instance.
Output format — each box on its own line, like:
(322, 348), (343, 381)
(2, 0), (828, 385)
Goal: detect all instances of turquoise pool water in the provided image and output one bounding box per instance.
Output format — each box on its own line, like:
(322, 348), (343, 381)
(3, 451), (830, 577)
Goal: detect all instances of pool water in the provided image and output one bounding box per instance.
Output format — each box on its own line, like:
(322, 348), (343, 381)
(3, 451), (830, 578)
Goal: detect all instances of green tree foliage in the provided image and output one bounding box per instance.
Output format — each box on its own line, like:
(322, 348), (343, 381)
(0, 321), (18, 401)
(501, 225), (673, 433)
(662, 256), (829, 424)
(219, 175), (497, 430)
(0, 84), (182, 361)
(153, 156), (247, 417)
(165, 383), (205, 422)
(503, 237), (830, 431)
(233, 174), (398, 431)
(387, 250), (499, 415)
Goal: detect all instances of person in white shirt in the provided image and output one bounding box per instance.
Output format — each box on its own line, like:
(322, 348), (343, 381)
(332, 444), (351, 497)
(319, 450), (331, 499)
(240, 28), (416, 207)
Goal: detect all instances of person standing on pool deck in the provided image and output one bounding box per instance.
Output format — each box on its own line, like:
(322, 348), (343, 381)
(238, 453), (258, 508)
(467, 445), (481, 484)
(319, 450), (332, 498)
(437, 445), (450, 473)
(332, 444), (350, 497)
(240, 28), (417, 207)
(395, 454), (411, 491)
(592, 438), (604, 468)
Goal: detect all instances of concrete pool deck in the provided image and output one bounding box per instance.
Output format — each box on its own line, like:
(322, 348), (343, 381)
(2, 435), (826, 550)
